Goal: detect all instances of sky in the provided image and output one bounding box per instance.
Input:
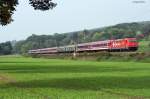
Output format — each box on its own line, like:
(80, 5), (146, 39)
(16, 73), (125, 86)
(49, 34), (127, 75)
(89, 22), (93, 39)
(0, 0), (150, 42)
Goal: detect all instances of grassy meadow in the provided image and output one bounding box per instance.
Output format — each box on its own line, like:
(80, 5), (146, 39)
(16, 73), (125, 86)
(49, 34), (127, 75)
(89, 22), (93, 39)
(0, 56), (150, 99)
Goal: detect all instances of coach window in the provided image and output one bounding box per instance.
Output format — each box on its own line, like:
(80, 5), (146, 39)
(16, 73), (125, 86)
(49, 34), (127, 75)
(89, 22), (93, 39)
(71, 47), (73, 51)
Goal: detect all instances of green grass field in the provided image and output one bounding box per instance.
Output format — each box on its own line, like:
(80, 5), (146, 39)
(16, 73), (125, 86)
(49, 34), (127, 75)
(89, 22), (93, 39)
(0, 56), (150, 99)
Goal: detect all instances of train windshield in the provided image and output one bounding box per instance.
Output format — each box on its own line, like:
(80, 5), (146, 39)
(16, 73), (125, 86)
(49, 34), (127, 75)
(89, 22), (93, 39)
(129, 39), (137, 42)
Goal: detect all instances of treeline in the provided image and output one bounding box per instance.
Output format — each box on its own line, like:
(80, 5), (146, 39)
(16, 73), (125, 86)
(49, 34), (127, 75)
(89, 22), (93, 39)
(1, 21), (150, 55)
(0, 41), (12, 55)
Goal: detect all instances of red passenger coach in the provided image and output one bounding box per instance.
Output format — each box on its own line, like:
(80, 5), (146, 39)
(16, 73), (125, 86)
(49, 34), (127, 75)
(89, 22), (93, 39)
(38, 48), (57, 54)
(77, 40), (110, 52)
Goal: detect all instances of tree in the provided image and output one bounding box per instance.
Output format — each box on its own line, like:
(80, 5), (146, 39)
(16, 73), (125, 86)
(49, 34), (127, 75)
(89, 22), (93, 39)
(0, 41), (12, 55)
(71, 32), (79, 44)
(0, 0), (18, 25)
(53, 33), (64, 47)
(29, 0), (57, 11)
(0, 0), (56, 26)
(92, 32), (101, 41)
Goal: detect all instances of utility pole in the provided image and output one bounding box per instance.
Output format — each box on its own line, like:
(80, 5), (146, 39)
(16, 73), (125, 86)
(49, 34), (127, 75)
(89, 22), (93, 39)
(73, 41), (78, 58)
(73, 33), (78, 58)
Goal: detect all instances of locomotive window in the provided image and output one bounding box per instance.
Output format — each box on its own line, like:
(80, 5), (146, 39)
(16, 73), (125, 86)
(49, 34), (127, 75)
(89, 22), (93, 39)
(129, 40), (137, 42)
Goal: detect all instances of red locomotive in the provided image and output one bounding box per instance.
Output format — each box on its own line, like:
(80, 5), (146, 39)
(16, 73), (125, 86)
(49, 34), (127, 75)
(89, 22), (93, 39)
(28, 38), (138, 54)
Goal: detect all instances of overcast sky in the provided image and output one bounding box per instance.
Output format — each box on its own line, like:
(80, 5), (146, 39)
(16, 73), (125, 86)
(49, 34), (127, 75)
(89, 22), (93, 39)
(0, 0), (150, 42)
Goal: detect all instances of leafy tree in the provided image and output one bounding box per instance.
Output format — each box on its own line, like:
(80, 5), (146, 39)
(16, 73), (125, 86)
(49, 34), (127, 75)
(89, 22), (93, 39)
(100, 32), (111, 40)
(71, 33), (78, 44)
(0, 0), (56, 26)
(13, 40), (25, 54)
(29, 0), (56, 11)
(78, 32), (85, 43)
(0, 0), (18, 25)
(92, 32), (101, 41)
(53, 33), (65, 47)
(0, 41), (12, 55)
(20, 42), (33, 53)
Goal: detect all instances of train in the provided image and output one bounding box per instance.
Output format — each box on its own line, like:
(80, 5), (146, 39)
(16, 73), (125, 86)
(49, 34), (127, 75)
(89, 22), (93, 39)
(28, 38), (138, 55)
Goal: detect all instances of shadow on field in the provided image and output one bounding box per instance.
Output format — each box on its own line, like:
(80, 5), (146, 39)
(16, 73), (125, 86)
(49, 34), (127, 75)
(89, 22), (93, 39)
(6, 76), (150, 90)
(0, 65), (149, 73)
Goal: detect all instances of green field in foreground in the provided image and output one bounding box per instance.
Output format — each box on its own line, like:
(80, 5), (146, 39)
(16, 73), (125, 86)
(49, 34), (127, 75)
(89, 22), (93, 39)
(0, 56), (150, 99)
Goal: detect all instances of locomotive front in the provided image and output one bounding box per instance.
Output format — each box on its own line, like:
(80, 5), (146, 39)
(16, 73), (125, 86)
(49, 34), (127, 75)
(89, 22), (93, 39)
(125, 38), (138, 51)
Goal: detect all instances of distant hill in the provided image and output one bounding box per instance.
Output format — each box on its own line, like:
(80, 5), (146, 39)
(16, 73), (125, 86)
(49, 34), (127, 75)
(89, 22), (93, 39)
(13, 21), (150, 53)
